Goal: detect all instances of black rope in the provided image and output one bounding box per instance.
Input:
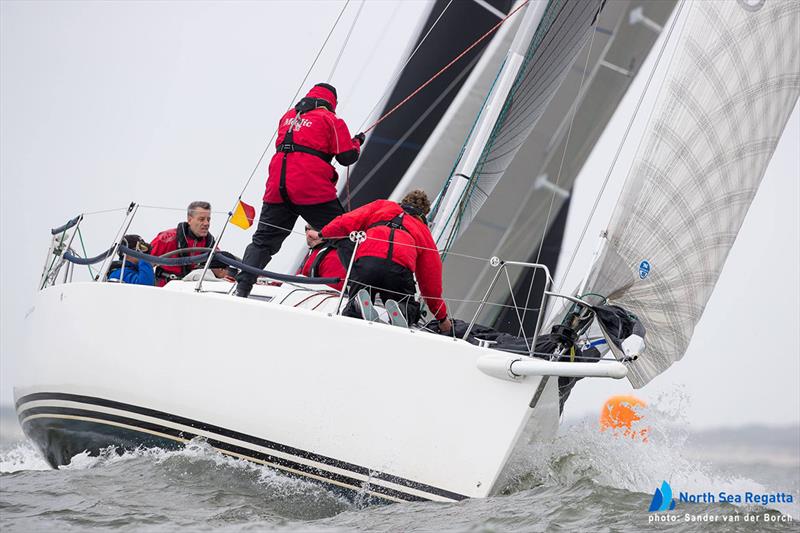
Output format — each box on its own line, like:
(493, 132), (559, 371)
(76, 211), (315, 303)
(117, 246), (210, 266)
(62, 247), (211, 267)
(63, 248), (114, 265)
(51, 216), (81, 235)
(212, 253), (341, 286)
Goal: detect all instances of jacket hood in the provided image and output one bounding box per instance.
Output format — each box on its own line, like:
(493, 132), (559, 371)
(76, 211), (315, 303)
(305, 84), (338, 112)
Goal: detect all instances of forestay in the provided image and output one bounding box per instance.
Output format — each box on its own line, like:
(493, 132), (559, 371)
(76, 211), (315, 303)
(578, 0), (800, 388)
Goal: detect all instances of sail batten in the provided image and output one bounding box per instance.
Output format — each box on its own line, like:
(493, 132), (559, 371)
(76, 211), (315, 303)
(577, 0), (800, 388)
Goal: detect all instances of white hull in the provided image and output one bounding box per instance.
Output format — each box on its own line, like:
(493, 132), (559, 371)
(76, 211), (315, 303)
(15, 282), (562, 502)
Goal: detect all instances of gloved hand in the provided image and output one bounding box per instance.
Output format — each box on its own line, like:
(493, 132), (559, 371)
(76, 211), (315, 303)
(353, 132), (366, 145)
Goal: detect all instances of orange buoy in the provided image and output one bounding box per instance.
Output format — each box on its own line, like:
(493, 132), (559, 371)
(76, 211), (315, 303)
(599, 395), (649, 441)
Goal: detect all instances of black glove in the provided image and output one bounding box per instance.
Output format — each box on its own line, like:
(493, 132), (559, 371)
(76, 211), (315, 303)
(353, 132), (366, 145)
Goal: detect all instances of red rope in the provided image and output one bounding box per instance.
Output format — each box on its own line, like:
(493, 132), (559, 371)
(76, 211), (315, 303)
(345, 165), (352, 211)
(362, 0), (529, 134)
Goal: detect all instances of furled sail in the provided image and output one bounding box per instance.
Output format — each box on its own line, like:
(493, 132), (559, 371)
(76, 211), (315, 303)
(431, 0), (606, 250)
(577, 0), (800, 388)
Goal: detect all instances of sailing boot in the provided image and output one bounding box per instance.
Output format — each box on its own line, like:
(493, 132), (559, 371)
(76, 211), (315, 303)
(384, 299), (408, 328)
(356, 289), (379, 322)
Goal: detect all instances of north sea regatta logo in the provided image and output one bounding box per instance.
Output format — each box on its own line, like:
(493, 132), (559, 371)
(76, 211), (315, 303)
(649, 481), (676, 512)
(646, 480), (794, 525)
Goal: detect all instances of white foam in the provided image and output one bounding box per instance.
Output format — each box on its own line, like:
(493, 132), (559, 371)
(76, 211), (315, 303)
(523, 389), (798, 517)
(0, 442), (51, 473)
(56, 438), (350, 503)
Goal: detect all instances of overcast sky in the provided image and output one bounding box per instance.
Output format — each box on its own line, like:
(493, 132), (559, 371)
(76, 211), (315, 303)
(1, 1), (798, 429)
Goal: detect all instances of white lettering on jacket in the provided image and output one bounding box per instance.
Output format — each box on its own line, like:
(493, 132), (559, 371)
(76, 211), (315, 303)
(283, 117), (313, 131)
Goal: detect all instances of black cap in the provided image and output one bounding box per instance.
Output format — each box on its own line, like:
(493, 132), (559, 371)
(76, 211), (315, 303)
(120, 234), (150, 255)
(314, 82), (337, 99)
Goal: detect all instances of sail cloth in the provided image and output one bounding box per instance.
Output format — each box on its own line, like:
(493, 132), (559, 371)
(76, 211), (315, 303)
(579, 0), (800, 388)
(433, 0), (606, 251)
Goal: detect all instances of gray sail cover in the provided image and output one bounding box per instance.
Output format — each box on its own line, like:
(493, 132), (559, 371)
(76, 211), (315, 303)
(583, 0), (800, 388)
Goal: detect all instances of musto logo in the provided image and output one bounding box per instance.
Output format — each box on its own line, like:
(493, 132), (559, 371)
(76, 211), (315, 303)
(649, 481), (676, 512)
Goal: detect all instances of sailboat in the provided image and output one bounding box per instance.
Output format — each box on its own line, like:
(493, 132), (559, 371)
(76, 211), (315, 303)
(14, 0), (799, 504)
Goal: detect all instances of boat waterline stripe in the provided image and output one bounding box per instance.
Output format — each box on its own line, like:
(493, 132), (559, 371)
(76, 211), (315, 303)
(20, 408), (418, 504)
(17, 399), (443, 502)
(15, 392), (468, 501)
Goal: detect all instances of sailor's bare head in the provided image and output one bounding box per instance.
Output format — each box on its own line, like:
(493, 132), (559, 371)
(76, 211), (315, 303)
(401, 189), (431, 222)
(305, 224), (322, 248)
(187, 201), (211, 237)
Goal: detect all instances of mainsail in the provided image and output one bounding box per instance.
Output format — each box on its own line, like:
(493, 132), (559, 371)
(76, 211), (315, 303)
(431, 0), (606, 249)
(392, 0), (676, 329)
(576, 0), (800, 388)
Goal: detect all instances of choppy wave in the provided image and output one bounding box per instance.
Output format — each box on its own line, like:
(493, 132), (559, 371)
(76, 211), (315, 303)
(0, 442), (50, 473)
(1, 398), (797, 532)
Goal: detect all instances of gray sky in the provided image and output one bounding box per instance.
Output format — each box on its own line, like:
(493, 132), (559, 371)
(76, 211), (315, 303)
(1, 1), (798, 429)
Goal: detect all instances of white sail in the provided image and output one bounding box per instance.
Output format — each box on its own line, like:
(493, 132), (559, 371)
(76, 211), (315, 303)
(578, 0), (800, 388)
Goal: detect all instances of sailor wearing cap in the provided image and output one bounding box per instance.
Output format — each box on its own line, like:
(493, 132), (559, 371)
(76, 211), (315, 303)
(107, 235), (155, 286)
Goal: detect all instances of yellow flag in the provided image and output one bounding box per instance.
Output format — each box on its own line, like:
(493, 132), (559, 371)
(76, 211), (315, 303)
(230, 200), (255, 230)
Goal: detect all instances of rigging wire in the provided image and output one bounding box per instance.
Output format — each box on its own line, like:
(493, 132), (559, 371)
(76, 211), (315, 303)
(82, 206), (130, 216)
(195, 0), (351, 292)
(361, 0), (530, 134)
(340, 0), (404, 111)
(234, 0), (351, 201)
(347, 52), (485, 201)
(139, 204), (229, 215)
(517, 12), (600, 336)
(555, 0), (688, 294)
(355, 0), (455, 132)
(328, 0), (366, 82)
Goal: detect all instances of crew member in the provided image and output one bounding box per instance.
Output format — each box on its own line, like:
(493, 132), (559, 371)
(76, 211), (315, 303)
(107, 235), (155, 286)
(150, 201), (216, 287)
(236, 83), (363, 298)
(298, 225), (345, 291)
(315, 190), (452, 334)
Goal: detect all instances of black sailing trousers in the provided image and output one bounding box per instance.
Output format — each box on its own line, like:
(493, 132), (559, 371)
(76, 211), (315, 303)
(237, 200), (347, 291)
(343, 256), (421, 324)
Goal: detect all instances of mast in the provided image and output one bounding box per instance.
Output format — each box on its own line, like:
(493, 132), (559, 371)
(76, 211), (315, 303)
(431, 0), (548, 247)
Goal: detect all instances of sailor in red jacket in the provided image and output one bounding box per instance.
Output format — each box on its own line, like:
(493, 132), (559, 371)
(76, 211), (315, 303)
(236, 83), (363, 298)
(316, 190), (452, 334)
(297, 225), (345, 291)
(150, 201), (216, 287)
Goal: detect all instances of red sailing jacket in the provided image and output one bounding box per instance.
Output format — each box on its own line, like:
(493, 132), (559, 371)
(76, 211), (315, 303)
(320, 200), (448, 320)
(149, 226), (213, 287)
(297, 245), (345, 291)
(263, 85), (361, 205)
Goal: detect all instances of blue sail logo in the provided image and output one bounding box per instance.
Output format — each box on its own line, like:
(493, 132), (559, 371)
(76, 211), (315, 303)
(639, 260), (651, 280)
(648, 481), (677, 512)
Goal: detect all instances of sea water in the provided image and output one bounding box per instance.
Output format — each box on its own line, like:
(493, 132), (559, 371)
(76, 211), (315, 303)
(1, 402), (798, 532)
